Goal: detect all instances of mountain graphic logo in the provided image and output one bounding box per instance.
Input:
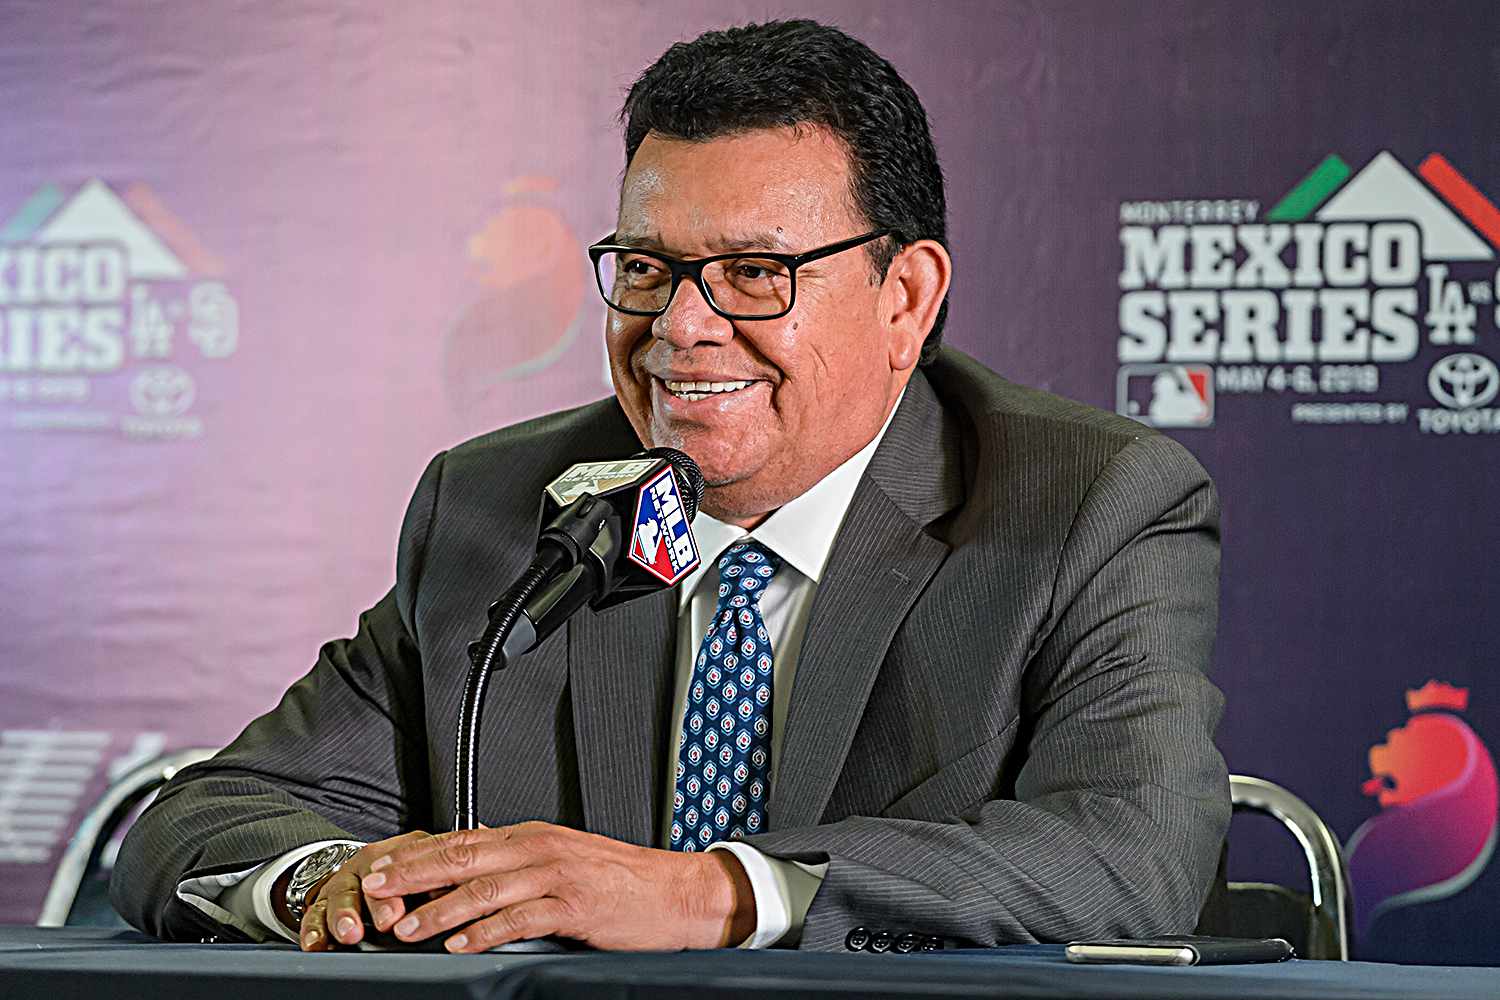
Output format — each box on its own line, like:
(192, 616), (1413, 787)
(1268, 150), (1499, 260)
(1, 179), (224, 277)
(1345, 681), (1498, 937)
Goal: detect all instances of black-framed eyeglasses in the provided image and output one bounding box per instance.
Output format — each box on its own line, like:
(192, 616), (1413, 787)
(588, 229), (896, 321)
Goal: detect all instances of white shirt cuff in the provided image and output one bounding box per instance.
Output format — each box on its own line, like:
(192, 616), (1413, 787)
(175, 839), (363, 943)
(707, 841), (827, 948)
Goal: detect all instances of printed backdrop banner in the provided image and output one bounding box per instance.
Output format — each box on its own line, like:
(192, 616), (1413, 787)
(1, 0), (1496, 964)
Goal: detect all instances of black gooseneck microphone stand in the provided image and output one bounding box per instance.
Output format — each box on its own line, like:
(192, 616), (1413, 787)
(453, 449), (702, 832)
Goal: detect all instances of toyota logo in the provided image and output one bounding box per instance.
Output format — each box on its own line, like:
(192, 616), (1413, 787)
(130, 366), (196, 416)
(1428, 353), (1499, 410)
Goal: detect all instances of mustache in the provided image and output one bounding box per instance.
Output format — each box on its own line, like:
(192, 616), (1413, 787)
(633, 343), (777, 383)
(636, 355), (774, 383)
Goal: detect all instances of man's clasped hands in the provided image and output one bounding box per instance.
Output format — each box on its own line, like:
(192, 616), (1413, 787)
(294, 822), (756, 953)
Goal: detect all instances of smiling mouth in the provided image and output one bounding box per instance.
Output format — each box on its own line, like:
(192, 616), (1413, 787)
(660, 378), (757, 401)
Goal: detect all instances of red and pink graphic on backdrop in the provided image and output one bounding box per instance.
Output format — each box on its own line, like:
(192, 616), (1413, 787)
(1347, 682), (1498, 937)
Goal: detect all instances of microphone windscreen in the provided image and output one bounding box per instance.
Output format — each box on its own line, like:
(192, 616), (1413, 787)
(641, 447), (704, 523)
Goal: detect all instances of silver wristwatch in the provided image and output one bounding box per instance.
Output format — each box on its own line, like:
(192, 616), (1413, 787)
(284, 843), (363, 926)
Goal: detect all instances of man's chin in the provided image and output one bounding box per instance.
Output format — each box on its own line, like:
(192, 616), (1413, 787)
(647, 424), (762, 485)
(682, 456), (766, 506)
(694, 462), (754, 491)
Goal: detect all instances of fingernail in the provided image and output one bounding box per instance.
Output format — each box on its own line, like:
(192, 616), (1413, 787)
(370, 855), (392, 871)
(371, 903), (390, 926)
(363, 872), (387, 891)
(394, 915), (419, 937)
(336, 916), (356, 940)
(446, 934), (468, 952)
(303, 929), (320, 948)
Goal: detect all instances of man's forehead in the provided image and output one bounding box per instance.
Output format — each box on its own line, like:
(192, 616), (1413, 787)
(612, 228), (795, 254)
(615, 128), (856, 252)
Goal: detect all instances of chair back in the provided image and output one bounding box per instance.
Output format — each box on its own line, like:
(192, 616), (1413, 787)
(37, 748), (217, 927)
(1220, 774), (1353, 959)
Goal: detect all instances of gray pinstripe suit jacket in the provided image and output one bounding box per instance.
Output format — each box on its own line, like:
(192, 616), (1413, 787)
(112, 347), (1230, 950)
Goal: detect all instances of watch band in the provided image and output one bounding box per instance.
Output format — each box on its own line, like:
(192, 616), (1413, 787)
(284, 842), (363, 927)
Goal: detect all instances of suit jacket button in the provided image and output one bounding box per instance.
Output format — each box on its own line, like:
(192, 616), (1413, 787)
(894, 933), (921, 953)
(921, 936), (944, 951)
(868, 930), (894, 953)
(844, 926), (871, 951)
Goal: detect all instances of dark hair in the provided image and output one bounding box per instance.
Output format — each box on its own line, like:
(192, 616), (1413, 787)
(619, 19), (949, 364)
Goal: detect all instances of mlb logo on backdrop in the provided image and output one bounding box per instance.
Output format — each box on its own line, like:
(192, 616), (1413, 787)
(628, 467), (700, 585)
(1117, 364), (1215, 427)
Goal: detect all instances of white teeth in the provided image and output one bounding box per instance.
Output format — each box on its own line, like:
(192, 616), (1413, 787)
(664, 379), (753, 397)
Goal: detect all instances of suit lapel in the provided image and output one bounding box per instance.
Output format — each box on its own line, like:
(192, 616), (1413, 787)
(769, 486), (949, 830)
(770, 372), (965, 831)
(568, 587), (677, 846)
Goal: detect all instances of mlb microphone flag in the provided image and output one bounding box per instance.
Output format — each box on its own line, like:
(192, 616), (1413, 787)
(533, 448), (703, 611)
(544, 458), (659, 507)
(628, 466), (700, 586)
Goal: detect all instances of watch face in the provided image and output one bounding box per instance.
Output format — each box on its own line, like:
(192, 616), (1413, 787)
(294, 847), (339, 884)
(288, 844), (359, 917)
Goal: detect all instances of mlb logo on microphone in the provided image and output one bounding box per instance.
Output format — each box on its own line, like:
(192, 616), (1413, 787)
(629, 467), (701, 585)
(1116, 364), (1215, 428)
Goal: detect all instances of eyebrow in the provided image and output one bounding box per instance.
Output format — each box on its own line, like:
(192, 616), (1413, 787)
(612, 230), (795, 254)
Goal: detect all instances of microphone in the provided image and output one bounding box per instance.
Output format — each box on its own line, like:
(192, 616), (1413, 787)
(455, 446), (705, 830)
(466, 447), (706, 671)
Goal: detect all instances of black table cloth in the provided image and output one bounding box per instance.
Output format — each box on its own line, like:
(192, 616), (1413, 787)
(2, 926), (1494, 1000)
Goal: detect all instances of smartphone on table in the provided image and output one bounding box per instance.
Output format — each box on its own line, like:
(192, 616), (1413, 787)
(1064, 936), (1294, 966)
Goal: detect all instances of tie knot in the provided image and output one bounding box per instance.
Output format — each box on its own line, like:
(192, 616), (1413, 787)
(715, 540), (780, 607)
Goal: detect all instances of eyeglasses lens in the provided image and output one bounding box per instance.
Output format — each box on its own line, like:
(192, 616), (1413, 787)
(595, 252), (793, 318)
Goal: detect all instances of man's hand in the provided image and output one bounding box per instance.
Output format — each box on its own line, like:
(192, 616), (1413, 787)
(285, 831), (437, 951)
(358, 821), (755, 952)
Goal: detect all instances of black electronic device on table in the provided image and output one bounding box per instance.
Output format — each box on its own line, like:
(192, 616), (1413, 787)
(1065, 935), (1295, 966)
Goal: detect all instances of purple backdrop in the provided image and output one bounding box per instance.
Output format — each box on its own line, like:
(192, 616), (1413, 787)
(2, 0), (1496, 964)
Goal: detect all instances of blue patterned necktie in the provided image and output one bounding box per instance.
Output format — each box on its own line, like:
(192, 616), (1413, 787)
(670, 539), (781, 850)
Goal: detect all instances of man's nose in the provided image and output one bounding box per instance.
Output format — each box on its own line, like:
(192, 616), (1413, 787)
(651, 275), (734, 350)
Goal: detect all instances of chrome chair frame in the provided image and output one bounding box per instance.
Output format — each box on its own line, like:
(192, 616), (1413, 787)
(1229, 773), (1353, 960)
(38, 748), (216, 927)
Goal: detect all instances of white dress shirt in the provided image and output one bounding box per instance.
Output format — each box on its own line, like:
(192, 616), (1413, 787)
(176, 392), (902, 947)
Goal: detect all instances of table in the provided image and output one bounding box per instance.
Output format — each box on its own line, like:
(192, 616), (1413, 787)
(1, 927), (1494, 1000)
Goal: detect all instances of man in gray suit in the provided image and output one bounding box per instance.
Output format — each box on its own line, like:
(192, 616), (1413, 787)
(112, 19), (1229, 954)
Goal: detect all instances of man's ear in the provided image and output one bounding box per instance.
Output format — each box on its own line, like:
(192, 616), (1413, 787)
(879, 239), (952, 372)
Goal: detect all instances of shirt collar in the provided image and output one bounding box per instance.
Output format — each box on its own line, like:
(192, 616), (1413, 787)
(677, 386), (906, 608)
